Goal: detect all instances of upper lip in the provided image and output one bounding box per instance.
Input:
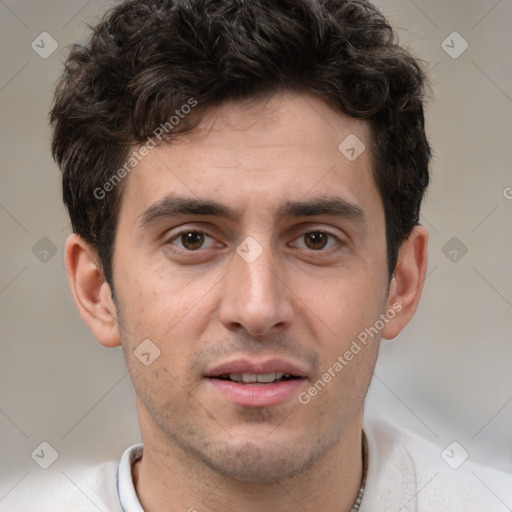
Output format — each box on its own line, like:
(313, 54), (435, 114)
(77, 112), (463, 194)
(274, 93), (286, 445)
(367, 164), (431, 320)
(205, 358), (308, 378)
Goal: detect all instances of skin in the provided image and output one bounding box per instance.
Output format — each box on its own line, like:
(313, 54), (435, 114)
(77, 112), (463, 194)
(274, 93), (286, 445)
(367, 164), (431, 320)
(65, 91), (428, 512)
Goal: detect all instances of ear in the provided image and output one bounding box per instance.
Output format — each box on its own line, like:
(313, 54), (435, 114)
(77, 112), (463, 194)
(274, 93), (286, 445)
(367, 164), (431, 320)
(64, 234), (121, 348)
(382, 225), (428, 340)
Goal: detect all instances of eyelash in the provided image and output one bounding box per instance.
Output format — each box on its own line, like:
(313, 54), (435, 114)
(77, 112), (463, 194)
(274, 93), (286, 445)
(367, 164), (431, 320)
(167, 229), (220, 251)
(165, 228), (342, 253)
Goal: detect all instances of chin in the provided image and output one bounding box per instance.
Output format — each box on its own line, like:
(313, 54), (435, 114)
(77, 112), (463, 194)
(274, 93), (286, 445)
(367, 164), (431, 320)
(193, 438), (326, 484)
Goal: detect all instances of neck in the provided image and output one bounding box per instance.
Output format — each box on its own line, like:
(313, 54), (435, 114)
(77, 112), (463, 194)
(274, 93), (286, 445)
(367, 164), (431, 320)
(132, 410), (364, 512)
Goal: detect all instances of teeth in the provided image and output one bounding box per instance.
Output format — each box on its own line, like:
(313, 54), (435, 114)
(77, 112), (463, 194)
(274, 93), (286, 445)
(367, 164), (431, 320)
(226, 372), (287, 383)
(252, 373), (275, 383)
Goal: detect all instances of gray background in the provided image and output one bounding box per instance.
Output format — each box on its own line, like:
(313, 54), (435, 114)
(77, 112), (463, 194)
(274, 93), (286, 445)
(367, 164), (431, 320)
(1, 0), (511, 505)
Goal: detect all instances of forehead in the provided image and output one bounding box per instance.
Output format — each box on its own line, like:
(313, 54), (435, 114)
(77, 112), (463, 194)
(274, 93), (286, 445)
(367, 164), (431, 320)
(118, 91), (379, 223)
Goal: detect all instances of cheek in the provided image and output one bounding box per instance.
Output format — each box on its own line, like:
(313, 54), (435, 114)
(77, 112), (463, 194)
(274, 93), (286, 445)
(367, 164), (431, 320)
(128, 356), (199, 434)
(116, 259), (203, 335)
(298, 267), (388, 343)
(114, 266), (222, 389)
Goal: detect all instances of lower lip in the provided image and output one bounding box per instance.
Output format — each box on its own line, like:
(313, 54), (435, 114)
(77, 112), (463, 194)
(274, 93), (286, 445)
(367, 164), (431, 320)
(206, 378), (306, 407)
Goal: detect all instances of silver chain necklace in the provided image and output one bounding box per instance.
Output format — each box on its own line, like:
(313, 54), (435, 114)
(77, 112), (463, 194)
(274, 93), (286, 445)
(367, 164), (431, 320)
(349, 431), (368, 512)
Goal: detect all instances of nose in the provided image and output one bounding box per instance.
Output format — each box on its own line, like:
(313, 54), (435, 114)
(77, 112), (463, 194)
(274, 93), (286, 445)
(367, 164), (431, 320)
(218, 246), (294, 337)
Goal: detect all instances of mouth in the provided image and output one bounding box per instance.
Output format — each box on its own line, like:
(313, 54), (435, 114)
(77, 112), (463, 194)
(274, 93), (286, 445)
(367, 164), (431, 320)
(214, 372), (300, 384)
(204, 359), (308, 407)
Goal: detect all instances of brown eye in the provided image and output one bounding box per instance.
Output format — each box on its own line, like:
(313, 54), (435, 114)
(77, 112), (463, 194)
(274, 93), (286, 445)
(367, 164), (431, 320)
(180, 231), (205, 250)
(290, 230), (340, 252)
(166, 228), (222, 258)
(303, 232), (329, 250)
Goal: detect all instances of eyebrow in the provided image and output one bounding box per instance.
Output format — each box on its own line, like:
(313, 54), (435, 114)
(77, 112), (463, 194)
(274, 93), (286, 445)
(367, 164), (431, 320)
(139, 194), (366, 228)
(139, 195), (242, 227)
(277, 197), (366, 222)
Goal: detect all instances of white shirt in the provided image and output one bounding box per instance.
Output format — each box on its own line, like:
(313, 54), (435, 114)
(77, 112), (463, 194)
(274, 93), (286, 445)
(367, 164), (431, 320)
(3, 418), (511, 511)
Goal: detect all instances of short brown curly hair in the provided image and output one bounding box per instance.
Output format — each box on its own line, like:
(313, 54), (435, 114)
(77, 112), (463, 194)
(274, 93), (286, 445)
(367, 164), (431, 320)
(51, 0), (430, 287)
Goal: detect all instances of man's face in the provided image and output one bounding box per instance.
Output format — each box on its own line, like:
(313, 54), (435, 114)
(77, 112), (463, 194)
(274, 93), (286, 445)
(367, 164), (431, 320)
(112, 91), (391, 482)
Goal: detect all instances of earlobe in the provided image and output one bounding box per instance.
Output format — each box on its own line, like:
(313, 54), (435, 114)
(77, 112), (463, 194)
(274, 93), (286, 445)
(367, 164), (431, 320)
(382, 225), (429, 340)
(64, 234), (121, 348)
